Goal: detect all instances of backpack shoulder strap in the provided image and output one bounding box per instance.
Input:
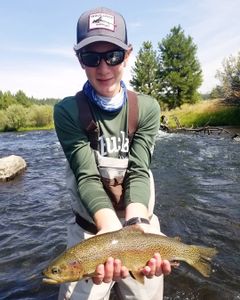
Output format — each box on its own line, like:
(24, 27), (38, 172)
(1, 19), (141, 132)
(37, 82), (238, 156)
(75, 91), (99, 150)
(127, 90), (139, 143)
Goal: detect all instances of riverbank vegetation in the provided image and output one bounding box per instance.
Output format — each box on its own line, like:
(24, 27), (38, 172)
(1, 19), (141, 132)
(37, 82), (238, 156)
(1, 27), (239, 132)
(131, 26), (203, 110)
(162, 98), (240, 128)
(130, 26), (240, 115)
(0, 90), (58, 132)
(1, 95), (239, 133)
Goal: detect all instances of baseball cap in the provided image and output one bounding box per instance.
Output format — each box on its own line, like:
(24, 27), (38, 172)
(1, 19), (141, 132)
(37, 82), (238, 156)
(74, 7), (129, 52)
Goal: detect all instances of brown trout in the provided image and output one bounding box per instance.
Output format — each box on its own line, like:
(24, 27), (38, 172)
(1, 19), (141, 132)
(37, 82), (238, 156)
(42, 225), (217, 284)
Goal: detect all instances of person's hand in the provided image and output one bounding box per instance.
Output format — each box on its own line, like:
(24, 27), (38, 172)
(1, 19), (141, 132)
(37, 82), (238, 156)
(92, 257), (129, 284)
(137, 223), (172, 277)
(92, 208), (126, 284)
(141, 252), (171, 277)
(91, 238), (172, 285)
(92, 253), (171, 285)
(92, 207), (172, 284)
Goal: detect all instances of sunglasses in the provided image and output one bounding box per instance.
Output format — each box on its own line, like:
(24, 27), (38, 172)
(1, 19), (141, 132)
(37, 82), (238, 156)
(79, 50), (125, 67)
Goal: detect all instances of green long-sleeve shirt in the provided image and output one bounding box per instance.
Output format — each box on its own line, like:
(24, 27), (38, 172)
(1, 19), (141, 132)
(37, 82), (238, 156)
(54, 92), (160, 217)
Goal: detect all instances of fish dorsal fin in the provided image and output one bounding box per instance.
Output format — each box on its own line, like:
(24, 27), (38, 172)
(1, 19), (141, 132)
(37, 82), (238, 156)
(122, 224), (144, 233)
(129, 271), (145, 284)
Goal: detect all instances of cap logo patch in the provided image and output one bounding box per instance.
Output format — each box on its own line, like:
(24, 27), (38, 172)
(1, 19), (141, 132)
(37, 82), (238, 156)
(89, 13), (115, 31)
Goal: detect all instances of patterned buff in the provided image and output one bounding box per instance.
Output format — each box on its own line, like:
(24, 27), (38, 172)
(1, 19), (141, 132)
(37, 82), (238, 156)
(83, 80), (127, 112)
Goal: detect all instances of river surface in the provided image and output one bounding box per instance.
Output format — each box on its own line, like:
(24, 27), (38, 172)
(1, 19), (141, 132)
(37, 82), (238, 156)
(0, 130), (239, 300)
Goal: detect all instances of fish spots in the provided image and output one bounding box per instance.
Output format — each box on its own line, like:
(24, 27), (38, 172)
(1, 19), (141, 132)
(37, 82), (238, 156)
(68, 261), (83, 278)
(69, 261), (81, 269)
(43, 227), (218, 284)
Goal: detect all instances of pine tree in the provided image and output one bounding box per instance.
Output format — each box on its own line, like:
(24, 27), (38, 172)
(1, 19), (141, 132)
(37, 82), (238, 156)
(130, 41), (160, 100)
(158, 25), (202, 109)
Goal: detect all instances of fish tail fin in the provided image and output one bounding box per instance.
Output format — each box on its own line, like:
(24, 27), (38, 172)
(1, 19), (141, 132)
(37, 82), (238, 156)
(188, 246), (218, 277)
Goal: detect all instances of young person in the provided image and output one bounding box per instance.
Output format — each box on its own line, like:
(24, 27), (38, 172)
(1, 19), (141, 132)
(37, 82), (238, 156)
(54, 7), (171, 300)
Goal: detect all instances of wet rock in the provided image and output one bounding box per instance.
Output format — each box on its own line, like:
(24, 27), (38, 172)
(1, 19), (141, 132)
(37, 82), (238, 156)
(0, 155), (27, 181)
(232, 134), (240, 142)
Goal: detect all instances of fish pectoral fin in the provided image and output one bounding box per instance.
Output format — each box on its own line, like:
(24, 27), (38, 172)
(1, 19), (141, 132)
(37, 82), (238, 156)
(129, 271), (145, 284)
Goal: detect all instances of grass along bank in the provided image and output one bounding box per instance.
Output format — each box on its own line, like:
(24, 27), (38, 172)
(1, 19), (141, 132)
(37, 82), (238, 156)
(1, 98), (239, 133)
(162, 99), (240, 128)
(18, 124), (54, 132)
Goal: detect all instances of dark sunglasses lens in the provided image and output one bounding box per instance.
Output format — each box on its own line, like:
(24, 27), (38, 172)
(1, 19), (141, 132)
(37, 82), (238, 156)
(80, 53), (100, 67)
(80, 50), (125, 67)
(106, 51), (125, 66)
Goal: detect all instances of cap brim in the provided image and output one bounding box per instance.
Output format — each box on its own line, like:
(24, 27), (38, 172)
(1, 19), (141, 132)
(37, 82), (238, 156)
(74, 36), (129, 51)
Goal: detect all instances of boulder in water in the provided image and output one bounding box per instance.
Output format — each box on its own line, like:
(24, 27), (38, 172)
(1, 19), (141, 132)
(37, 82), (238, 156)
(0, 155), (27, 181)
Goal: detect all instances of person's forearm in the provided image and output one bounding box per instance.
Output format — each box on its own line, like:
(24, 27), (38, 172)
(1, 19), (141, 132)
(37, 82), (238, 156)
(93, 208), (122, 233)
(125, 203), (149, 221)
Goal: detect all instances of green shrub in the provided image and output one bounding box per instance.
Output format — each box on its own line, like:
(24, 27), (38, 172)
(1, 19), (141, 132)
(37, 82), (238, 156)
(0, 110), (8, 131)
(26, 105), (53, 127)
(5, 104), (27, 130)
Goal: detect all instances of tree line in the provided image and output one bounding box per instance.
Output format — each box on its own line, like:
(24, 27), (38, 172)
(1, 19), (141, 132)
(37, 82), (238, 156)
(1, 25), (239, 131)
(0, 90), (59, 131)
(0, 90), (59, 110)
(131, 25), (240, 110)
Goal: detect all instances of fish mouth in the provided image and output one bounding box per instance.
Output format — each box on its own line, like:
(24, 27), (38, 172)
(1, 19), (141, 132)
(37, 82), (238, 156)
(42, 277), (60, 284)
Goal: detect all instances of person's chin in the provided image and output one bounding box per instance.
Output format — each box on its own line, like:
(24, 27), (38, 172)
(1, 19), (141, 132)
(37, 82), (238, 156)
(97, 84), (116, 97)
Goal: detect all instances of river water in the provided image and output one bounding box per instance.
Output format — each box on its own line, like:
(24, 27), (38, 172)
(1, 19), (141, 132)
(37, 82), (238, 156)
(0, 130), (239, 300)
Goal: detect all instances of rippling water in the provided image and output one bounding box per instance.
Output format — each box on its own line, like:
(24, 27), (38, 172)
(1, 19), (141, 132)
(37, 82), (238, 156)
(0, 130), (239, 300)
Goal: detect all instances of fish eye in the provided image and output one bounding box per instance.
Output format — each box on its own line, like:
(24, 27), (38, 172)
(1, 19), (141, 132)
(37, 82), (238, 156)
(51, 266), (61, 275)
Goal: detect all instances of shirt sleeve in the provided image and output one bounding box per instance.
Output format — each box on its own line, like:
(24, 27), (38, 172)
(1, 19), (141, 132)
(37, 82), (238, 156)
(124, 95), (160, 208)
(53, 97), (114, 217)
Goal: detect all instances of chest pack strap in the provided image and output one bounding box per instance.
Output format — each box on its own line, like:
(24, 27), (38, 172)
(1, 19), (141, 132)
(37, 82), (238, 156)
(127, 90), (139, 143)
(75, 90), (139, 149)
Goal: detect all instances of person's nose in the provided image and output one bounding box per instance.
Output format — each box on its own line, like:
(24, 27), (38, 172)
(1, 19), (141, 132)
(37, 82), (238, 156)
(97, 58), (110, 72)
